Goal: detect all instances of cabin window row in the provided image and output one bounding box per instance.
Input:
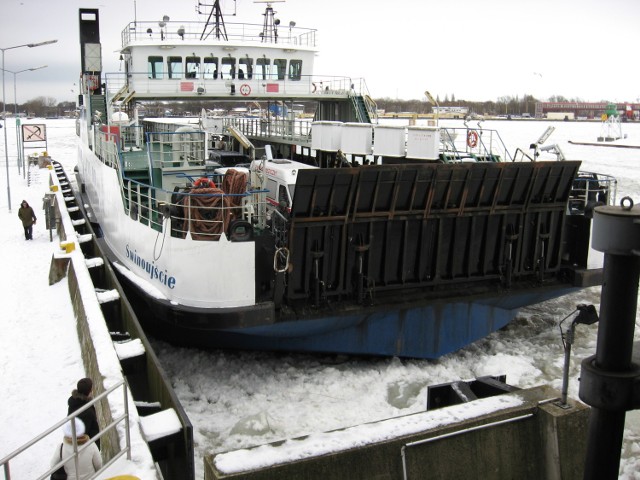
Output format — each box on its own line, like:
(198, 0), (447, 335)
(147, 56), (302, 81)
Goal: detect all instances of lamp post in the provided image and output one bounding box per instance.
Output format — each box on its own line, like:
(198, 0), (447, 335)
(2, 39), (56, 211)
(425, 90), (439, 126)
(2, 65), (48, 115)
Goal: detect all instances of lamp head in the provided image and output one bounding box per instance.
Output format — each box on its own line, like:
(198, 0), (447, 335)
(574, 304), (599, 325)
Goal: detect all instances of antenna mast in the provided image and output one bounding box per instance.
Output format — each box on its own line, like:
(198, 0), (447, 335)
(198, 0), (229, 41)
(255, 0), (284, 43)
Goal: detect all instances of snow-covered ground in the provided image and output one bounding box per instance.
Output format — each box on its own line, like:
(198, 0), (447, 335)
(0, 119), (155, 479)
(1, 118), (639, 479)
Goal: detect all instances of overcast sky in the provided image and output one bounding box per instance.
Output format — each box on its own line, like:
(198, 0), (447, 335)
(1, 0), (639, 105)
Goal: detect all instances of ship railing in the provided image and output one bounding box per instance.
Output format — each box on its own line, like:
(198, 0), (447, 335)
(439, 127), (512, 162)
(102, 72), (360, 100)
(120, 176), (268, 241)
(224, 115), (313, 144)
(121, 20), (317, 49)
(270, 208), (290, 249)
(92, 126), (123, 169)
(567, 171), (617, 215)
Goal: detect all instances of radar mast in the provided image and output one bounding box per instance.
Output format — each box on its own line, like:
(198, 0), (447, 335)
(198, 0), (229, 40)
(255, 0), (285, 43)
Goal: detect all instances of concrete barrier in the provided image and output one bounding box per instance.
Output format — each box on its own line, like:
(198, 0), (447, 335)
(205, 385), (589, 480)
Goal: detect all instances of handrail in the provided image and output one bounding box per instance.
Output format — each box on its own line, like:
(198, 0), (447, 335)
(400, 412), (534, 480)
(1, 379), (130, 480)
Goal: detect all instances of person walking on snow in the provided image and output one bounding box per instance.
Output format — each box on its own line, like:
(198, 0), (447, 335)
(17, 200), (36, 240)
(68, 377), (101, 448)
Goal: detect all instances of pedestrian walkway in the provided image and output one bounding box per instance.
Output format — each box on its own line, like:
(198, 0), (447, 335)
(0, 121), (155, 479)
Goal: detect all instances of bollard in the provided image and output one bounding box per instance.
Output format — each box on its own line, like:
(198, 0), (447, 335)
(579, 197), (640, 479)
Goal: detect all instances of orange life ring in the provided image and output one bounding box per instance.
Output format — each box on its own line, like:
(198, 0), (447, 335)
(467, 130), (479, 148)
(239, 84), (251, 96)
(194, 177), (216, 189)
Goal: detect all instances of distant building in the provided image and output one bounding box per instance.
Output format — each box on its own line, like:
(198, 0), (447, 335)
(535, 102), (640, 120)
(433, 106), (469, 115)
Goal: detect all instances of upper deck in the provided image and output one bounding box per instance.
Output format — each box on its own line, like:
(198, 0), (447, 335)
(120, 19), (317, 51)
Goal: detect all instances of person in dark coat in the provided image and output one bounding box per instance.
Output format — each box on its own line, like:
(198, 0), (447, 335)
(17, 200), (37, 240)
(67, 377), (100, 447)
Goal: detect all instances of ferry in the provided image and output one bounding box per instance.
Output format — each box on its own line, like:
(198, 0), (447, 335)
(74, 2), (615, 358)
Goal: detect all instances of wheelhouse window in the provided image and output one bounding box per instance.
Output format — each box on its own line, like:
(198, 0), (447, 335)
(148, 56), (164, 79)
(185, 56), (200, 78)
(203, 56), (219, 79)
(238, 57), (253, 80)
(274, 59), (287, 80)
(255, 58), (270, 80)
(288, 60), (302, 80)
(168, 56), (183, 79)
(221, 57), (236, 79)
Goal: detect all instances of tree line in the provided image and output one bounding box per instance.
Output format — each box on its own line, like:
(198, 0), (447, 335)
(0, 96), (76, 118)
(1, 93), (594, 119)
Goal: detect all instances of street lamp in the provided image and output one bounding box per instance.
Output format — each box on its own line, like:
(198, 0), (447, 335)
(1, 65), (48, 115)
(2, 39), (57, 211)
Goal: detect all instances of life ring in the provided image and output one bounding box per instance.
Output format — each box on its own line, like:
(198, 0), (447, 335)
(467, 130), (479, 148)
(239, 84), (251, 96)
(194, 177), (216, 189)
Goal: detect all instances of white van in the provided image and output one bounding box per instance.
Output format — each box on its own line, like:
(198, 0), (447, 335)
(250, 158), (318, 212)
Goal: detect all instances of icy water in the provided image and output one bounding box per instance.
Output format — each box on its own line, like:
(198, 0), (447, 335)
(15, 118), (640, 479)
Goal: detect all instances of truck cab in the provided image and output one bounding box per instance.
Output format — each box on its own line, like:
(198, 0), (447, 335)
(250, 158), (318, 212)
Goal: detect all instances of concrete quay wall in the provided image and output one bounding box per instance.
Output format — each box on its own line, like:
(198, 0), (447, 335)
(205, 385), (588, 480)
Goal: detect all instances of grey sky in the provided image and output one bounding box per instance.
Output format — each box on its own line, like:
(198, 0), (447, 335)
(1, 0), (639, 104)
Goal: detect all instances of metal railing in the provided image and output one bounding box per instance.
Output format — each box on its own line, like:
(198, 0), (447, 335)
(90, 124), (269, 240)
(568, 171), (617, 215)
(121, 20), (317, 48)
(439, 127), (512, 162)
(400, 413), (534, 480)
(1, 379), (130, 480)
(103, 72), (362, 100)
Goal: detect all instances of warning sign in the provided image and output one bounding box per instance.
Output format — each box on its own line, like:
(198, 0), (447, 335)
(22, 124), (47, 142)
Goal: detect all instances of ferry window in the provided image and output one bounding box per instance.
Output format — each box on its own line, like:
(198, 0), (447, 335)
(288, 60), (302, 80)
(238, 57), (253, 80)
(274, 59), (287, 80)
(221, 57), (236, 79)
(148, 56), (164, 79)
(185, 56), (200, 78)
(203, 56), (219, 79)
(168, 56), (183, 79)
(255, 58), (270, 80)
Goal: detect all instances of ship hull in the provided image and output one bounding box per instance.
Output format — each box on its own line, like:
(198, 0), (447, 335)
(114, 268), (577, 358)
